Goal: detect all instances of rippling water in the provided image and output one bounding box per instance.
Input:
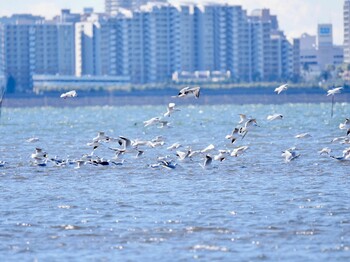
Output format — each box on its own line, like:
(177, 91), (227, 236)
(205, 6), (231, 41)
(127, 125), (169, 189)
(0, 102), (350, 261)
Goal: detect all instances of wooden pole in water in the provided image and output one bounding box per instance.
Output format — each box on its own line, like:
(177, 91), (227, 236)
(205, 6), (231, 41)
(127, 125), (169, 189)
(331, 95), (334, 118)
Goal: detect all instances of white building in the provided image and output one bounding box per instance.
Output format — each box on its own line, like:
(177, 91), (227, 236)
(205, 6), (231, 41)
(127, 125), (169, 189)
(299, 24), (343, 78)
(344, 0), (350, 63)
(106, 0), (167, 14)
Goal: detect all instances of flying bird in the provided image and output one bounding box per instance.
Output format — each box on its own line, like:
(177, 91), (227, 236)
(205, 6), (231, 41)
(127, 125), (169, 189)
(164, 102), (180, 117)
(339, 118), (350, 136)
(327, 87), (343, 96)
(173, 86), (200, 99)
(60, 90), (77, 99)
(274, 84), (288, 94)
(267, 114), (283, 121)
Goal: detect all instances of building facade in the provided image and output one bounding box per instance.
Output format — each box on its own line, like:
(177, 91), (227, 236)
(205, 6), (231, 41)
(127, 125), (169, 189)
(1, 3), (296, 91)
(299, 24), (344, 80)
(344, 0), (350, 63)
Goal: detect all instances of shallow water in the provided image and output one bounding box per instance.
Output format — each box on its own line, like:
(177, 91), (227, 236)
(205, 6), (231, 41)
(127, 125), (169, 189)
(0, 103), (350, 261)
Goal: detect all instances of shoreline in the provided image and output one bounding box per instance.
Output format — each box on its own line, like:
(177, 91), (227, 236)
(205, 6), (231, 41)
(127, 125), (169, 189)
(2, 88), (349, 107)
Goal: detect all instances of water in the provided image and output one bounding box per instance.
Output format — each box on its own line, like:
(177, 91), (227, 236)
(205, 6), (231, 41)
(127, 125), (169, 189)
(0, 102), (350, 261)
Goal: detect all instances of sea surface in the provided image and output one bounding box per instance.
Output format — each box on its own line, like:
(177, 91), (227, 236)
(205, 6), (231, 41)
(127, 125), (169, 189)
(0, 102), (349, 261)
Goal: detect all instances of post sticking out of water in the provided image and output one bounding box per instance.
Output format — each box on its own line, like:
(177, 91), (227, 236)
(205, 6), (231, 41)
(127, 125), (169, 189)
(331, 95), (334, 118)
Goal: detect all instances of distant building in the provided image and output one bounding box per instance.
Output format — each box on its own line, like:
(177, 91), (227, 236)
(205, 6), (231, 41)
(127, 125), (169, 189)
(32, 74), (130, 92)
(344, 0), (350, 63)
(0, 71), (5, 93)
(0, 15), (44, 91)
(105, 0), (167, 14)
(1, 3), (296, 92)
(299, 24), (343, 79)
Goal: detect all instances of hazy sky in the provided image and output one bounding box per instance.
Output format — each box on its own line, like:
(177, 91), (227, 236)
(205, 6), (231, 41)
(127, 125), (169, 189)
(0, 0), (344, 44)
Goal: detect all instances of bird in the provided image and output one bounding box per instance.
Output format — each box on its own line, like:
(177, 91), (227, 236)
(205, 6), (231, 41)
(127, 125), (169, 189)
(240, 119), (258, 139)
(167, 142), (182, 150)
(176, 148), (191, 161)
(74, 160), (86, 169)
(318, 147), (332, 155)
(225, 127), (240, 144)
(60, 90), (77, 99)
(238, 114), (250, 124)
(118, 136), (132, 149)
(164, 102), (180, 117)
(31, 148), (48, 160)
(281, 148), (300, 162)
(143, 117), (161, 127)
(200, 144), (215, 153)
(0, 161), (6, 167)
(159, 159), (177, 170)
(230, 146), (249, 157)
(26, 137), (39, 143)
(295, 133), (312, 139)
(274, 83), (288, 94)
(330, 147), (350, 161)
(327, 87), (343, 96)
(267, 114), (283, 121)
(199, 154), (213, 169)
(87, 140), (103, 151)
(173, 86), (200, 99)
(339, 118), (350, 136)
(213, 150), (230, 162)
(92, 131), (109, 142)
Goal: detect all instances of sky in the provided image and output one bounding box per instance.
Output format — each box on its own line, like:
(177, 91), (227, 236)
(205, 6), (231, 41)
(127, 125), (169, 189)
(0, 0), (344, 44)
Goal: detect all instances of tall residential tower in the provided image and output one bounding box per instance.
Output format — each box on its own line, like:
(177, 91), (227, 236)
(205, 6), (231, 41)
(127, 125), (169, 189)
(344, 0), (350, 63)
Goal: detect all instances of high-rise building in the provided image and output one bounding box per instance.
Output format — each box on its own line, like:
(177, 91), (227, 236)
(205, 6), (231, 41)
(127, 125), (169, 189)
(0, 16), (41, 92)
(299, 24), (343, 80)
(344, 0), (350, 63)
(106, 0), (168, 14)
(0, 14), (75, 92)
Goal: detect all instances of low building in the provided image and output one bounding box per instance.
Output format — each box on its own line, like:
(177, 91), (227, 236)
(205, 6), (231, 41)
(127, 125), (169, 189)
(299, 24), (344, 80)
(32, 74), (130, 93)
(0, 72), (5, 95)
(172, 70), (231, 83)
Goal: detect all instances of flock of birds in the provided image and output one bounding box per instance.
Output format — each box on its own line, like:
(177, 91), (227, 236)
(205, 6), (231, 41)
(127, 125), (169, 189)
(0, 84), (349, 169)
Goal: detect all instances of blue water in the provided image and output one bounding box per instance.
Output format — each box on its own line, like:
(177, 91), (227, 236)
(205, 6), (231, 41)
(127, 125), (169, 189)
(0, 102), (350, 261)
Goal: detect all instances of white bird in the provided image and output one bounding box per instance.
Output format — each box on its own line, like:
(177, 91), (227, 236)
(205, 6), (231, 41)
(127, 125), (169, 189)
(167, 142), (182, 150)
(143, 117), (161, 127)
(92, 131), (109, 142)
(87, 140), (103, 151)
(281, 148), (300, 162)
(295, 133), (312, 139)
(176, 148), (191, 160)
(240, 119), (258, 139)
(318, 147), (332, 155)
(201, 144), (215, 153)
(267, 114), (283, 121)
(230, 146), (249, 157)
(327, 87), (343, 96)
(118, 136), (132, 149)
(26, 137), (39, 143)
(213, 150), (230, 162)
(200, 154), (213, 169)
(225, 127), (240, 144)
(238, 114), (249, 124)
(339, 118), (350, 136)
(173, 86), (200, 99)
(274, 83), (288, 94)
(60, 90), (77, 99)
(31, 148), (48, 160)
(164, 102), (180, 117)
(74, 160), (85, 169)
